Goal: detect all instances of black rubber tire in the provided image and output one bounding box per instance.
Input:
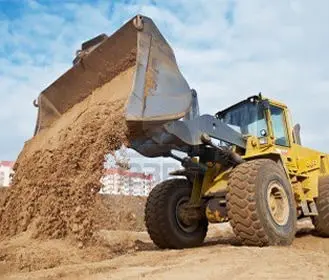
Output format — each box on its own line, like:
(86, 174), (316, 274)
(145, 179), (208, 249)
(227, 159), (297, 246)
(312, 176), (329, 237)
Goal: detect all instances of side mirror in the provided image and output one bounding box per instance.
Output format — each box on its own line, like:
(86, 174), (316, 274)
(292, 124), (302, 145)
(261, 100), (270, 110)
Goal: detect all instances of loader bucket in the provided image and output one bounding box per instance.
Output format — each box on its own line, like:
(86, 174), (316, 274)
(34, 15), (192, 137)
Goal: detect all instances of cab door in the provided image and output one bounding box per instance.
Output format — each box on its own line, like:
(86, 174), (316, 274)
(270, 106), (290, 148)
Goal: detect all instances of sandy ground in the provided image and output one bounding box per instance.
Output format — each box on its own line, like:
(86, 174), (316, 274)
(1, 219), (329, 280)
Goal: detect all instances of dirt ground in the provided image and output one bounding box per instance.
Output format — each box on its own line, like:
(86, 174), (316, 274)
(1, 218), (328, 280)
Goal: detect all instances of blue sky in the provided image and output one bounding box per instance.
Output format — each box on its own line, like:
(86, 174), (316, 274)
(1, 0), (329, 162)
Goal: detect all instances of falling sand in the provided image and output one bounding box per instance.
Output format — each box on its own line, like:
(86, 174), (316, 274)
(0, 66), (136, 245)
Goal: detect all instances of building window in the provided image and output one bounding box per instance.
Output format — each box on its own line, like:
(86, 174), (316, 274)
(0, 171), (5, 186)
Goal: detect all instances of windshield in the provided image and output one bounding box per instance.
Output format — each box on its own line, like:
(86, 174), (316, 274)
(219, 101), (267, 137)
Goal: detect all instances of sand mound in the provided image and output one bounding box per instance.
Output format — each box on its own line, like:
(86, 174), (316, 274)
(0, 225), (150, 275)
(0, 195), (148, 276)
(0, 67), (136, 244)
(93, 195), (146, 232)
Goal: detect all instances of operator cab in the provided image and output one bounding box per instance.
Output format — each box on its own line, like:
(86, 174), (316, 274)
(216, 95), (293, 147)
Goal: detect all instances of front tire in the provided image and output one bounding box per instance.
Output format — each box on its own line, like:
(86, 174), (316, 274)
(227, 159), (297, 246)
(145, 179), (208, 249)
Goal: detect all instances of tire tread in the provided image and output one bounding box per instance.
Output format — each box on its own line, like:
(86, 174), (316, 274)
(227, 159), (294, 246)
(313, 176), (329, 237)
(145, 179), (208, 249)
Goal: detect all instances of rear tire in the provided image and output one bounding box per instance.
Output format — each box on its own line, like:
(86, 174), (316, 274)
(227, 159), (297, 246)
(145, 179), (208, 249)
(312, 176), (329, 237)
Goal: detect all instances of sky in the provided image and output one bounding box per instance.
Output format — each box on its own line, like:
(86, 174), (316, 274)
(1, 0), (329, 169)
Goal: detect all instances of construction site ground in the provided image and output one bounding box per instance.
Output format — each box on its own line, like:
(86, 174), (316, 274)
(1, 194), (328, 280)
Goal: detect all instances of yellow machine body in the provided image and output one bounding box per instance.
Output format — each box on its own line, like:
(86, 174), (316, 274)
(196, 96), (329, 222)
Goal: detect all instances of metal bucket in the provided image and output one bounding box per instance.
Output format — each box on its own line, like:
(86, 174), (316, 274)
(34, 15), (192, 137)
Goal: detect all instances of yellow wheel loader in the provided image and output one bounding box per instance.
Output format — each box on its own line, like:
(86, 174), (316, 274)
(33, 15), (329, 247)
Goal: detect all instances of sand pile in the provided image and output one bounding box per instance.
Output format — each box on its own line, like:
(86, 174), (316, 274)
(93, 195), (146, 232)
(0, 188), (8, 207)
(0, 66), (137, 245)
(0, 195), (148, 275)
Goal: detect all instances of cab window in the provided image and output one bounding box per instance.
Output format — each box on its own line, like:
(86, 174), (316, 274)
(220, 101), (267, 137)
(270, 106), (289, 147)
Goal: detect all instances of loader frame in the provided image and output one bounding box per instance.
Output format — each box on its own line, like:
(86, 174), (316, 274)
(184, 95), (329, 221)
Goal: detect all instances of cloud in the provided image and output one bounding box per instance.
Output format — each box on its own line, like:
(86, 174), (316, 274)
(1, 0), (329, 164)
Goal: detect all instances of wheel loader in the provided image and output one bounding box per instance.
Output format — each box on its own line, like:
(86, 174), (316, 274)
(33, 15), (329, 247)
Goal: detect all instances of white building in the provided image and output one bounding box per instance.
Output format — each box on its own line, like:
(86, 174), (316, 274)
(100, 168), (154, 196)
(0, 161), (14, 187)
(0, 160), (155, 195)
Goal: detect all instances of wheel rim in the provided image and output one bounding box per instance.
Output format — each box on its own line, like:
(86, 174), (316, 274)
(175, 197), (199, 233)
(266, 181), (289, 226)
